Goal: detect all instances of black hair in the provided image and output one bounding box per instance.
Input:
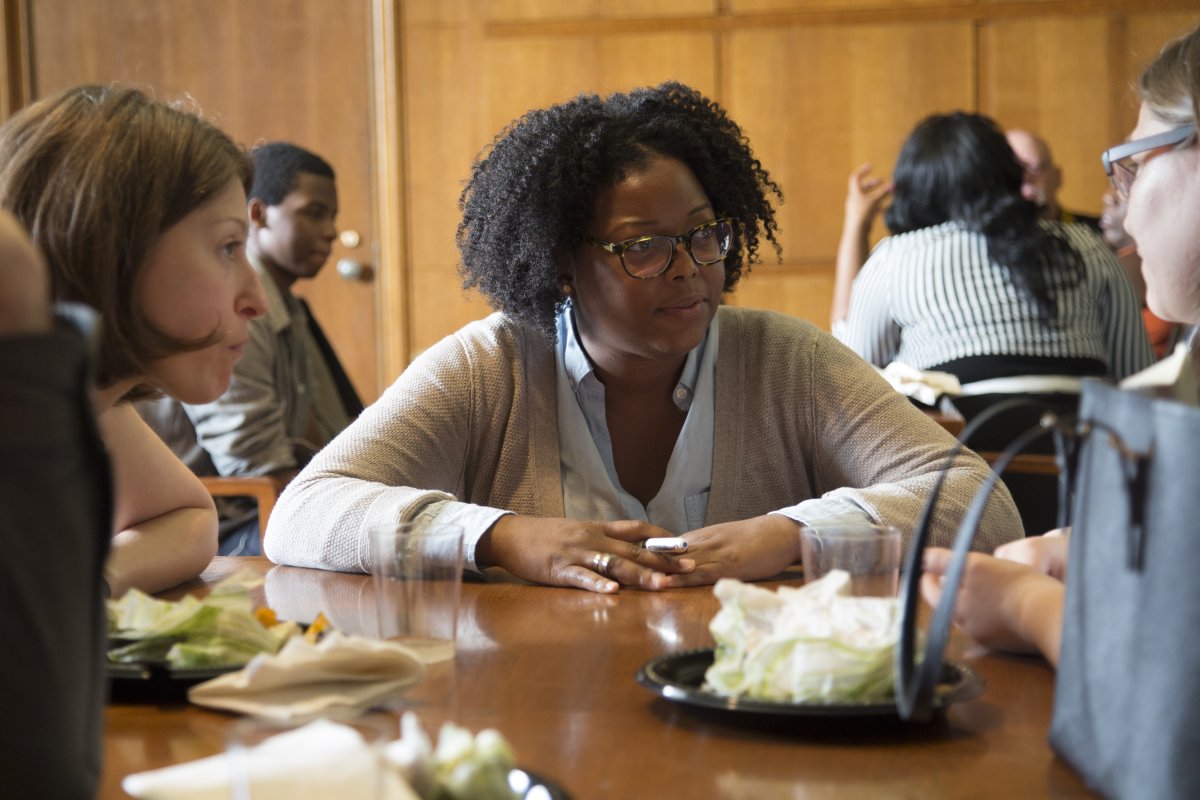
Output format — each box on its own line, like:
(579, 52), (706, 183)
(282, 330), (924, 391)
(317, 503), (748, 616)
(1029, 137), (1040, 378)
(884, 112), (1082, 321)
(457, 81), (783, 338)
(248, 142), (335, 205)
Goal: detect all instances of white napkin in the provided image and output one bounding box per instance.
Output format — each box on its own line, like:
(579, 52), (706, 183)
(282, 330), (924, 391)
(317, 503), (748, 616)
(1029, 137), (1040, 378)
(878, 362), (962, 406)
(122, 719), (420, 800)
(1120, 342), (1199, 405)
(188, 631), (426, 721)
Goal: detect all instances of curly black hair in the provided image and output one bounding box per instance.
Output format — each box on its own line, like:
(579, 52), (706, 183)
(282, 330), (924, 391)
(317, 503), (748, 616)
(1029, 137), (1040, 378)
(884, 112), (1083, 323)
(457, 82), (783, 338)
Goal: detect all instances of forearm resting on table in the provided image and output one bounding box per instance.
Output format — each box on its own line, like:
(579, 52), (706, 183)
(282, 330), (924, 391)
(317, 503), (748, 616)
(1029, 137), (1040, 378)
(106, 506), (218, 597)
(1012, 576), (1065, 667)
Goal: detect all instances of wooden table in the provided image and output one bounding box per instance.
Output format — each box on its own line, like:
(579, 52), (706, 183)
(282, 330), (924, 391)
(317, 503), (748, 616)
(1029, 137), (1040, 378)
(101, 557), (1094, 799)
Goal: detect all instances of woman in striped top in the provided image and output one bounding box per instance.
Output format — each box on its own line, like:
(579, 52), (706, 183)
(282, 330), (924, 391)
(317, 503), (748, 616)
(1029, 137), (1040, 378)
(836, 112), (1152, 387)
(835, 112), (1152, 534)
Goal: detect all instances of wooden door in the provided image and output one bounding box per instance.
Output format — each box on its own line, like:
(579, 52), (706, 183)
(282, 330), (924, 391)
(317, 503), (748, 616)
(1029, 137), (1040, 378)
(22, 0), (382, 400)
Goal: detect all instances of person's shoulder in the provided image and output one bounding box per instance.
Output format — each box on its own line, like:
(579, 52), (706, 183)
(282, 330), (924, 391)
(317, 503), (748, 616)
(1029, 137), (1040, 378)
(450, 311), (544, 351)
(716, 308), (879, 394)
(888, 220), (964, 246)
(1049, 219), (1118, 265)
(413, 312), (549, 376)
(869, 222), (966, 265)
(716, 306), (829, 360)
(1062, 209), (1102, 233)
(718, 305), (819, 335)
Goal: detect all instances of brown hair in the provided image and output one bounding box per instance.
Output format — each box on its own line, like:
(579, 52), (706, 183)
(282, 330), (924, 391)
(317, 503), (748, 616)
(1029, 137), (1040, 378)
(0, 84), (253, 396)
(1139, 25), (1200, 126)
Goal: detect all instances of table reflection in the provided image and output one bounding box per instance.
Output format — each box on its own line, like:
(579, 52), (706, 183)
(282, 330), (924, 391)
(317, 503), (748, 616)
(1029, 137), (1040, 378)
(101, 559), (1091, 799)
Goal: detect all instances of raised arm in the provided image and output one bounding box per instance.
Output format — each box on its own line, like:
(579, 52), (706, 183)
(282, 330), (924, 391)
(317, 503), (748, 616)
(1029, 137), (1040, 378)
(99, 403), (218, 596)
(831, 163), (892, 327)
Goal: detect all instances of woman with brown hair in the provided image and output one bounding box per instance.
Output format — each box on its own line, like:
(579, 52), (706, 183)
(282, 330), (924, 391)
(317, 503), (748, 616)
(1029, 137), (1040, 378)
(0, 85), (267, 597)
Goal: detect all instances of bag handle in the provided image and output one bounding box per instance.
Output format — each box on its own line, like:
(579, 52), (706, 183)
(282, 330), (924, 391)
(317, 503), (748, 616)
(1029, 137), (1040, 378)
(1075, 417), (1154, 571)
(896, 399), (1066, 721)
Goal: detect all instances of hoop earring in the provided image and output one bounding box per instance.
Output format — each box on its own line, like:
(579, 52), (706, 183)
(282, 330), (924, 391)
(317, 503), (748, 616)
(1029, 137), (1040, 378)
(561, 282), (573, 296)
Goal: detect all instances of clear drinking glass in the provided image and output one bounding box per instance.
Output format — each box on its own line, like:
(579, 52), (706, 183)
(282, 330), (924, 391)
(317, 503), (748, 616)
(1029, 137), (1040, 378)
(799, 523), (902, 597)
(368, 523), (464, 662)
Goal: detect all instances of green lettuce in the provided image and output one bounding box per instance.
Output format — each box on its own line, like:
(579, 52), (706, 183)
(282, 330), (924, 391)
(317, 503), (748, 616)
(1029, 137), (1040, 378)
(387, 712), (519, 800)
(106, 568), (299, 670)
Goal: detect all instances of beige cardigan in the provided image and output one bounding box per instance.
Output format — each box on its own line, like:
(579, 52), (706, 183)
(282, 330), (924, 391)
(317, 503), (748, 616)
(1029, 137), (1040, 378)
(265, 307), (1021, 573)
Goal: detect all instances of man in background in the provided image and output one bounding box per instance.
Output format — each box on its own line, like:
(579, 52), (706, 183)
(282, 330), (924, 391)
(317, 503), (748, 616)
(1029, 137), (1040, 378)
(1006, 128), (1102, 231)
(139, 143), (362, 555)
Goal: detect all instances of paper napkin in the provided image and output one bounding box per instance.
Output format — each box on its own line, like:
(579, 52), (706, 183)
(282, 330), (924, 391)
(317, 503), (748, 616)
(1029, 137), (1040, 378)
(879, 362), (963, 407)
(122, 718), (419, 800)
(1120, 342), (1199, 406)
(187, 631), (426, 721)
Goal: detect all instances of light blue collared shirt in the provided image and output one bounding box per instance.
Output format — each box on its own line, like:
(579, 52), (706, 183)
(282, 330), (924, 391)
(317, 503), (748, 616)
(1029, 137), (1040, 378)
(422, 307), (873, 572)
(556, 304), (715, 532)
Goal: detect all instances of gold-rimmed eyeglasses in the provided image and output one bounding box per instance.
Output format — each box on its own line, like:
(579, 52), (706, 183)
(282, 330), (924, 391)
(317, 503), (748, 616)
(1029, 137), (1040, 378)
(586, 218), (734, 279)
(1102, 124), (1196, 197)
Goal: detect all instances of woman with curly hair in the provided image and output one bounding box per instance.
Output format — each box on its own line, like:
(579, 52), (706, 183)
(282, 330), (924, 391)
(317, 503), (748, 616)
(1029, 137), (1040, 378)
(266, 82), (1020, 592)
(835, 112), (1153, 533)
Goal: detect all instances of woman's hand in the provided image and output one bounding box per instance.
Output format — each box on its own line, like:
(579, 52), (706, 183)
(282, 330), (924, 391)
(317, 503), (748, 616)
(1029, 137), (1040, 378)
(665, 514), (801, 587)
(831, 163), (894, 326)
(843, 162), (893, 234)
(994, 528), (1070, 580)
(921, 547), (1064, 666)
(477, 515), (695, 593)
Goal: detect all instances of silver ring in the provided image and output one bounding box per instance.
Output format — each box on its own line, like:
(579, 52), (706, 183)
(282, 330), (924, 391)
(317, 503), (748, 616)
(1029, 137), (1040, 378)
(591, 552), (615, 576)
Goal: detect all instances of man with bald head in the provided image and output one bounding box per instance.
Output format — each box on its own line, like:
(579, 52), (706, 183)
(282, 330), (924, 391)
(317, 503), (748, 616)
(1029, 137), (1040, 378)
(1006, 128), (1101, 232)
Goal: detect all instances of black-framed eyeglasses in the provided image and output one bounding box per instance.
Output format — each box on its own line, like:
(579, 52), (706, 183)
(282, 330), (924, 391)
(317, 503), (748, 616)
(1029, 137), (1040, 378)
(585, 218), (734, 279)
(1102, 124), (1196, 197)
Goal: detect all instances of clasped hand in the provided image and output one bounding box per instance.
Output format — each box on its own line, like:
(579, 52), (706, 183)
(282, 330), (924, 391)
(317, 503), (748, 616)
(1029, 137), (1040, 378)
(480, 514), (802, 594)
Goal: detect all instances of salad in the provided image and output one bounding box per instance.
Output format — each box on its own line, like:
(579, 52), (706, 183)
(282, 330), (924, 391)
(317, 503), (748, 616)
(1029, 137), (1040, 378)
(388, 712), (520, 800)
(704, 570), (900, 704)
(107, 569), (303, 670)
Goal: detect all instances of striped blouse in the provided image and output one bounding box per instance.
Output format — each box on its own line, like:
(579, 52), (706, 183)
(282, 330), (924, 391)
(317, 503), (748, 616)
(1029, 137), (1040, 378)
(835, 221), (1153, 380)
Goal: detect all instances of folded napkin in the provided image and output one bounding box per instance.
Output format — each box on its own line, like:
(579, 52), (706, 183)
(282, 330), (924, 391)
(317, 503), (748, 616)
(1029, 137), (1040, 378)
(1120, 342), (1199, 405)
(878, 362), (962, 406)
(122, 718), (420, 800)
(188, 631), (425, 721)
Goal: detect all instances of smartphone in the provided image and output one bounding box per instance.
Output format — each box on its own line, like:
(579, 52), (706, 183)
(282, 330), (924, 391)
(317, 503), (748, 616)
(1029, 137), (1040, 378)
(644, 537), (688, 554)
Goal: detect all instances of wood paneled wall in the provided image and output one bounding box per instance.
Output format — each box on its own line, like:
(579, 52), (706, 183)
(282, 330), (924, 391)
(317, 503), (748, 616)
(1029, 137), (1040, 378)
(8, 0), (383, 397)
(401, 1), (1200, 359)
(2, 1), (1197, 392)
